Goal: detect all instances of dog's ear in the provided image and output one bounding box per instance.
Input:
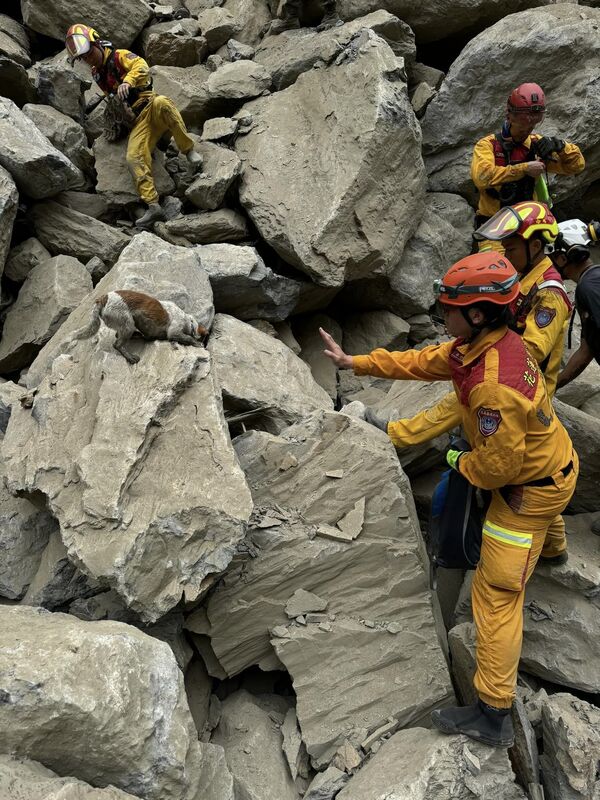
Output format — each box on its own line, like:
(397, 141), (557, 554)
(197, 322), (209, 338)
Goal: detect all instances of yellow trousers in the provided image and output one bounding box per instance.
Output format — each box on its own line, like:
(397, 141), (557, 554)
(472, 450), (578, 708)
(126, 95), (194, 204)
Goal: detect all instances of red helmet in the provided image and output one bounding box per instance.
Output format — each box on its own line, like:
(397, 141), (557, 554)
(507, 83), (545, 114)
(434, 252), (520, 307)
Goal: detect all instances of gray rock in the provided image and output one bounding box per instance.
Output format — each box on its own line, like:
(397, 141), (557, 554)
(0, 165), (17, 280)
(140, 19), (208, 66)
(0, 480), (57, 600)
(0, 14), (30, 59)
(236, 31), (425, 288)
(254, 10), (415, 91)
(409, 61), (444, 91)
(211, 690), (299, 800)
(208, 313), (333, 433)
(0, 255), (93, 374)
(0, 56), (38, 107)
(27, 58), (89, 123)
(0, 605), (214, 800)
(54, 191), (111, 221)
(511, 698), (540, 789)
(421, 6), (600, 203)
(23, 530), (100, 610)
(185, 658), (213, 736)
(197, 7), (240, 51)
(0, 98), (83, 199)
(222, 0), (271, 47)
(447, 621), (478, 705)
(29, 202), (130, 266)
(285, 588), (328, 618)
(540, 693), (600, 800)
(185, 141), (242, 210)
(226, 38), (255, 61)
(339, 193), (474, 318)
(201, 116), (239, 141)
(0, 27), (30, 68)
(93, 135), (175, 207)
(151, 64), (214, 125)
(163, 209), (250, 243)
(410, 81), (436, 118)
(4, 237), (51, 284)
(342, 310), (409, 354)
(336, 727), (526, 799)
(21, 0), (153, 48)
(0, 380), (21, 433)
(304, 766), (349, 800)
(0, 754), (140, 799)
(195, 743), (235, 800)
(554, 399), (600, 512)
(206, 58), (272, 98)
(293, 313), (342, 401)
(3, 235), (251, 623)
(23, 104), (93, 176)
(198, 242), (305, 320)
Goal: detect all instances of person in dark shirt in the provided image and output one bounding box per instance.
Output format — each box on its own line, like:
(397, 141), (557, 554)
(550, 219), (600, 388)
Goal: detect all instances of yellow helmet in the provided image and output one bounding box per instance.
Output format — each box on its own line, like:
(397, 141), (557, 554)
(474, 201), (559, 245)
(65, 24), (101, 59)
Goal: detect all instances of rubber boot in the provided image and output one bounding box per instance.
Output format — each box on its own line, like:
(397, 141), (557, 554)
(431, 700), (514, 748)
(186, 149), (203, 170)
(135, 202), (165, 229)
(538, 551), (568, 565)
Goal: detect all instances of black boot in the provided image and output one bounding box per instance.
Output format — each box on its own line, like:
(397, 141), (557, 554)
(538, 551), (568, 565)
(431, 700), (514, 748)
(135, 202), (165, 230)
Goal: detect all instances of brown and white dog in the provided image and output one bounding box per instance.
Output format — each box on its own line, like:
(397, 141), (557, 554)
(72, 290), (209, 364)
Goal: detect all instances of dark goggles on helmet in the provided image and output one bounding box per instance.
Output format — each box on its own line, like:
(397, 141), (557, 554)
(433, 272), (519, 300)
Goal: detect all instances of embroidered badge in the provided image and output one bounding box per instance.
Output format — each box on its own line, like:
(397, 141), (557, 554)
(126, 52), (136, 59)
(477, 407), (502, 437)
(536, 408), (552, 427)
(534, 306), (556, 328)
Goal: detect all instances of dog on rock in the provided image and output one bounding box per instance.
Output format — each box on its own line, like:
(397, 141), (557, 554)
(72, 290), (209, 364)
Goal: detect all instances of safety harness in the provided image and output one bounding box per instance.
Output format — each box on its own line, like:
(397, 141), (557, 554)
(486, 133), (538, 207)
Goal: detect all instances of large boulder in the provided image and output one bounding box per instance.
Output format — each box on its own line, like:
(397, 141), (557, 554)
(0, 14), (30, 67)
(254, 11), (415, 91)
(162, 209), (250, 244)
(0, 164), (17, 279)
(336, 0), (565, 43)
(27, 57), (90, 123)
(23, 103), (94, 176)
(339, 193), (474, 317)
(20, 0), (153, 48)
(0, 606), (219, 800)
(207, 313), (333, 432)
(0, 755), (140, 799)
(140, 19), (208, 67)
(0, 98), (83, 199)
(336, 727), (526, 799)
(3, 235), (252, 622)
(421, 6), (600, 202)
(222, 0), (272, 47)
(4, 238), (52, 284)
(554, 399), (600, 512)
(235, 30), (426, 288)
(0, 255), (93, 374)
(185, 141), (242, 211)
(29, 202), (130, 266)
(198, 243), (305, 321)
(0, 56), (38, 107)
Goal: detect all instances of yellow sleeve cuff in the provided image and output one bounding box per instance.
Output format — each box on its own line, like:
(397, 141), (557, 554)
(352, 355), (372, 375)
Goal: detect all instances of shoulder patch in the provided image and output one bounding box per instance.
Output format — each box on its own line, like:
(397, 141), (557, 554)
(534, 306), (556, 328)
(125, 52), (137, 59)
(477, 407), (502, 437)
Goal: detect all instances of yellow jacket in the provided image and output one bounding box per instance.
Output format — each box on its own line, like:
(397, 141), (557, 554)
(471, 133), (585, 218)
(92, 47), (154, 110)
(353, 327), (573, 490)
(387, 256), (571, 447)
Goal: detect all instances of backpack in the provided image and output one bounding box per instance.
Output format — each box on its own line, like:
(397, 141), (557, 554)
(428, 439), (482, 586)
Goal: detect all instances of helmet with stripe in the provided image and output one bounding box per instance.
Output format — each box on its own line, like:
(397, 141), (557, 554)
(473, 201), (558, 245)
(65, 24), (101, 59)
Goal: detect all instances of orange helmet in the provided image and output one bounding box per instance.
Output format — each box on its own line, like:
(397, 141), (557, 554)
(507, 83), (545, 115)
(433, 252), (520, 307)
(473, 201), (558, 245)
(65, 24), (100, 59)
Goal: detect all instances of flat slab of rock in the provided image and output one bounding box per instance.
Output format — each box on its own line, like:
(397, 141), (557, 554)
(0, 97), (83, 199)
(0, 254), (92, 374)
(0, 164), (17, 278)
(212, 690), (298, 800)
(0, 754), (140, 799)
(0, 606), (212, 800)
(3, 235), (251, 622)
(29, 201), (130, 266)
(140, 19), (207, 67)
(236, 30), (425, 287)
(163, 209), (250, 244)
(255, 10), (415, 90)
(336, 727), (526, 799)
(208, 313), (333, 432)
(21, 0), (152, 48)
(198, 243), (304, 321)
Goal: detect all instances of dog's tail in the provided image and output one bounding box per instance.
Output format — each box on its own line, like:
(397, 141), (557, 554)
(71, 295), (107, 341)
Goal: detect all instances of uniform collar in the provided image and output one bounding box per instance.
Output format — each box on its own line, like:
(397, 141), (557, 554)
(455, 326), (508, 366)
(519, 255), (553, 294)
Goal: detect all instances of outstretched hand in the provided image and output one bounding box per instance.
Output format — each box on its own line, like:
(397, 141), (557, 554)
(117, 82), (130, 101)
(319, 327), (353, 369)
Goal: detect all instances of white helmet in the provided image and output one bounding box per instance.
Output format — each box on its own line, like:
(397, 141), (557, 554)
(552, 218), (600, 256)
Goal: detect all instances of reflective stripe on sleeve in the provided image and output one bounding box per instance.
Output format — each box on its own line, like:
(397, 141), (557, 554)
(483, 521), (533, 549)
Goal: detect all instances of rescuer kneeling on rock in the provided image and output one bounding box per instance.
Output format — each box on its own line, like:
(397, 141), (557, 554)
(320, 252), (579, 748)
(66, 23), (202, 229)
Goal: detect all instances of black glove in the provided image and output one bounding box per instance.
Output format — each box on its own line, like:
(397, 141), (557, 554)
(534, 136), (565, 161)
(364, 407), (389, 432)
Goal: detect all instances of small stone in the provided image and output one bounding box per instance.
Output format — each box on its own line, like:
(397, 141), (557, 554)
(271, 625), (290, 638)
(305, 613), (329, 624)
(363, 619), (375, 628)
(256, 516), (282, 528)
(325, 469), (344, 479)
(332, 741), (362, 773)
(336, 496), (366, 540)
(318, 622), (332, 632)
(360, 719), (399, 752)
(296, 615), (306, 625)
(463, 744), (481, 776)
(201, 116), (239, 141)
(387, 622), (401, 634)
(278, 452), (298, 471)
(285, 588), (328, 619)
(316, 524), (353, 542)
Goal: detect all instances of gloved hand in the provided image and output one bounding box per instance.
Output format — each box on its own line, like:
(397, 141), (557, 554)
(534, 136), (565, 161)
(446, 448), (464, 472)
(364, 406), (389, 433)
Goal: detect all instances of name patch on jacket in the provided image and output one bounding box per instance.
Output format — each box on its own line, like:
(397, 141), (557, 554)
(477, 407), (502, 437)
(534, 306), (556, 328)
